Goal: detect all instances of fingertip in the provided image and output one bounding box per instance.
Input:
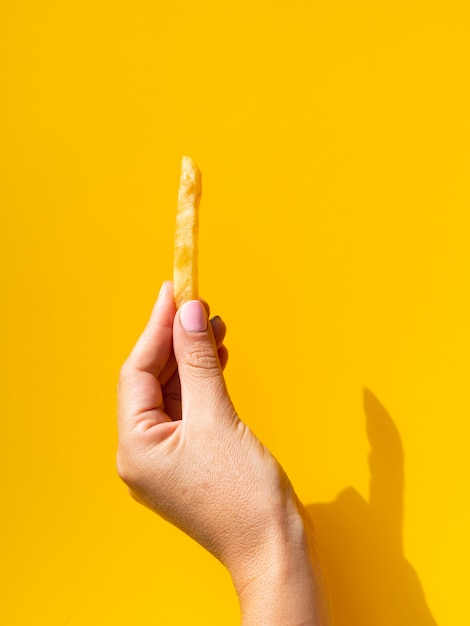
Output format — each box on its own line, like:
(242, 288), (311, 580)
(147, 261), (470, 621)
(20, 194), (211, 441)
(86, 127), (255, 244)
(125, 280), (175, 373)
(218, 345), (229, 370)
(157, 280), (174, 305)
(211, 315), (227, 347)
(149, 280), (176, 323)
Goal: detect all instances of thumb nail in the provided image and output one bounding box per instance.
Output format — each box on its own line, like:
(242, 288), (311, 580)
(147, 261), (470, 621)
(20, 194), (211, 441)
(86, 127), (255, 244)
(180, 300), (207, 332)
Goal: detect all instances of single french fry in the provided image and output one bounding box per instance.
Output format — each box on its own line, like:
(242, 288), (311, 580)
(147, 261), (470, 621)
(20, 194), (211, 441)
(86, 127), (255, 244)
(173, 156), (202, 308)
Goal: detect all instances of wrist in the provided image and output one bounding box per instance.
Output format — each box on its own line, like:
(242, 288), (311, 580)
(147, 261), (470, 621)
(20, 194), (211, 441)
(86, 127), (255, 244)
(228, 497), (331, 626)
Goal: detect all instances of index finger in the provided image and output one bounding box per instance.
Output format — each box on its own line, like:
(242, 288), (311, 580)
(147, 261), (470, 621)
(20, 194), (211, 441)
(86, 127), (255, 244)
(126, 281), (176, 377)
(118, 281), (176, 434)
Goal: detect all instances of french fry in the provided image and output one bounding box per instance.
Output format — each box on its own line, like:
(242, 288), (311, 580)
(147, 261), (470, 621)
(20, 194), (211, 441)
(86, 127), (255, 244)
(173, 156), (202, 308)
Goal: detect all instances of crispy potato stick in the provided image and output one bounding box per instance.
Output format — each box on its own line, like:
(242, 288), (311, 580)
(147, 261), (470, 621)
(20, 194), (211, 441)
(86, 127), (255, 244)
(173, 156), (202, 308)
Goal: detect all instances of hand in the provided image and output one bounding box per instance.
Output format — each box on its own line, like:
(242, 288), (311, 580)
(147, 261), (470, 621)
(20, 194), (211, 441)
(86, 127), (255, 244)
(117, 281), (331, 625)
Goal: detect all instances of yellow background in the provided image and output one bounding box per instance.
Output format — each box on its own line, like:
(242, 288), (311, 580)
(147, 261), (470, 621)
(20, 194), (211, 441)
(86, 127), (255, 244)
(1, 1), (469, 624)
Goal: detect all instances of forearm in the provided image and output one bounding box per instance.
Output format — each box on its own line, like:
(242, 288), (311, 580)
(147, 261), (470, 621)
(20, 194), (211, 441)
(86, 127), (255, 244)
(228, 502), (332, 626)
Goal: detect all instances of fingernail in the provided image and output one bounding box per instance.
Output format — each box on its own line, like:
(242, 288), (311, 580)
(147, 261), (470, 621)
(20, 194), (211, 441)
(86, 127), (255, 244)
(210, 315), (225, 335)
(158, 281), (168, 300)
(180, 300), (207, 332)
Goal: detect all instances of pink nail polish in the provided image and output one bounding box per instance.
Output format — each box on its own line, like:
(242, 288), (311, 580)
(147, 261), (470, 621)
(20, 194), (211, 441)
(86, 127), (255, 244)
(180, 300), (207, 332)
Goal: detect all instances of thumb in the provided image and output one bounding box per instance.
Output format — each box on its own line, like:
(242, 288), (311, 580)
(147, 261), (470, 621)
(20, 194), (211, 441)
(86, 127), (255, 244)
(173, 300), (231, 421)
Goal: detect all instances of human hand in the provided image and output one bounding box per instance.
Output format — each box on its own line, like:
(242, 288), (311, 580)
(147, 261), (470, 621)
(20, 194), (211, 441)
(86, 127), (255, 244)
(117, 281), (331, 625)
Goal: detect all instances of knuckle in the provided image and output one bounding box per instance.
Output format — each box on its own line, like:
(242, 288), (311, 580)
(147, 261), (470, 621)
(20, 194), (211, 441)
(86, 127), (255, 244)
(116, 449), (130, 484)
(116, 448), (139, 488)
(182, 343), (220, 373)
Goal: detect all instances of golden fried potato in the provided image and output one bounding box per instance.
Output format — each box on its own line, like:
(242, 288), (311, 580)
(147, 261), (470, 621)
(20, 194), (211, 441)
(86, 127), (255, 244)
(173, 156), (202, 308)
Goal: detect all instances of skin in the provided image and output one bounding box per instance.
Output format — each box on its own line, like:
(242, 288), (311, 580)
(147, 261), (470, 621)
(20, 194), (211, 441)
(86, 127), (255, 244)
(117, 281), (332, 625)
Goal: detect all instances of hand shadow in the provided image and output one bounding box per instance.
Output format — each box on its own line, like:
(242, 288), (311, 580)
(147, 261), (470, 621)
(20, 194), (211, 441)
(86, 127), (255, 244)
(307, 389), (438, 626)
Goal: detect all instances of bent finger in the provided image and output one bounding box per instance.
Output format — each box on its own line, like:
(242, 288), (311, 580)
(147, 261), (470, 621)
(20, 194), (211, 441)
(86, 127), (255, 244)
(218, 345), (229, 371)
(210, 315), (227, 348)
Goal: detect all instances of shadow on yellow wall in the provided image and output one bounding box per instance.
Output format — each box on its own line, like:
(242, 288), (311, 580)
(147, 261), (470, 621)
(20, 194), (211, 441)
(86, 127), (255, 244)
(308, 389), (438, 626)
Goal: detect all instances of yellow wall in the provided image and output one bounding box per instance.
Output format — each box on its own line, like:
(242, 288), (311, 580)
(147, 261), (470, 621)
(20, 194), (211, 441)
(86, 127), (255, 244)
(1, 2), (468, 624)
